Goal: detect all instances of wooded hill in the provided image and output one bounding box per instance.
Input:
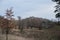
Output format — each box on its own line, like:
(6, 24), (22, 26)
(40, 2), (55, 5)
(18, 16), (55, 30)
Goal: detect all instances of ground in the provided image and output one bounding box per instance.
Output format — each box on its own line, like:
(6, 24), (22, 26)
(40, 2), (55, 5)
(0, 25), (60, 40)
(0, 33), (34, 40)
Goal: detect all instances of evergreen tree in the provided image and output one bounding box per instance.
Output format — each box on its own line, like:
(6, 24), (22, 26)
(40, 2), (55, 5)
(52, 0), (60, 24)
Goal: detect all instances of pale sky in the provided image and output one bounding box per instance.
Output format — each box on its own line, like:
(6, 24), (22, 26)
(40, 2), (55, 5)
(0, 0), (56, 20)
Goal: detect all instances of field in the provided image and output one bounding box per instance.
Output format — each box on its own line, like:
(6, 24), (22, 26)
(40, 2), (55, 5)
(0, 33), (34, 40)
(0, 25), (60, 40)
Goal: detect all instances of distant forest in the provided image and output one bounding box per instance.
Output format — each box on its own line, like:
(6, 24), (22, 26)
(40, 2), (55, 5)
(0, 15), (56, 30)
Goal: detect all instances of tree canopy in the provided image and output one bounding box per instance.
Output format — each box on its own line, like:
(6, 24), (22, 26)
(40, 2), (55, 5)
(52, 0), (60, 24)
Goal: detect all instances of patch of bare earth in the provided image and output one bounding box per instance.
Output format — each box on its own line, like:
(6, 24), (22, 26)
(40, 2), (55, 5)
(0, 34), (34, 40)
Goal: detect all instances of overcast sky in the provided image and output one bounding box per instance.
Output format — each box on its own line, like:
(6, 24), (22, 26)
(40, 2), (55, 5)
(0, 0), (56, 20)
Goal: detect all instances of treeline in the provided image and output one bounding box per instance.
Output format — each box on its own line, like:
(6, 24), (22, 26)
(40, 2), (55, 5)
(0, 16), (55, 30)
(17, 16), (55, 30)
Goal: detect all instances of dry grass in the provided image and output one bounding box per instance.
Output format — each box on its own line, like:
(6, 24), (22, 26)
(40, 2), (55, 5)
(0, 25), (60, 40)
(0, 33), (34, 40)
(21, 28), (60, 40)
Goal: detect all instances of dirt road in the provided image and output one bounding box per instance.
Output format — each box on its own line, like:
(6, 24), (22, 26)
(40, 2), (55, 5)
(0, 34), (34, 40)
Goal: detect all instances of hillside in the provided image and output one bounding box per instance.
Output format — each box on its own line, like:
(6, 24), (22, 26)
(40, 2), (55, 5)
(21, 16), (54, 29)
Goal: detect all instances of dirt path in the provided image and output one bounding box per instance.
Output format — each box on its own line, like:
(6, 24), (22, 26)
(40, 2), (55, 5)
(8, 34), (34, 40)
(0, 34), (34, 40)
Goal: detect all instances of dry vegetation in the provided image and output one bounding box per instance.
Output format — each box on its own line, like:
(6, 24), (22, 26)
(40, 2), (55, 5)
(0, 25), (60, 40)
(21, 27), (60, 40)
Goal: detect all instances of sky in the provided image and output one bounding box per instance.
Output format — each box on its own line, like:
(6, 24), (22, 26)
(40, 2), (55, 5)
(0, 0), (56, 20)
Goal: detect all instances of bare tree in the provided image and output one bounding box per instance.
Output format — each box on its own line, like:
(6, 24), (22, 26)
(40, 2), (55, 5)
(5, 7), (14, 40)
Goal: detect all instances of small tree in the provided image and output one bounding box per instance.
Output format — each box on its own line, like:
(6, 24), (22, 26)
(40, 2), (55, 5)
(5, 7), (14, 40)
(18, 16), (21, 29)
(18, 16), (23, 33)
